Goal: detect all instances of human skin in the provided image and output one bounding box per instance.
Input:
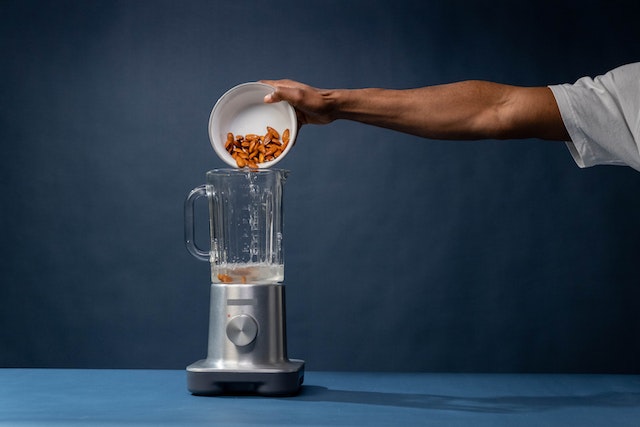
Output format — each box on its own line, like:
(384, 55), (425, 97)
(261, 79), (571, 142)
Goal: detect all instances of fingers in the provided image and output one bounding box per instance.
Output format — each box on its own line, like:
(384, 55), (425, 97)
(260, 79), (332, 126)
(260, 80), (307, 127)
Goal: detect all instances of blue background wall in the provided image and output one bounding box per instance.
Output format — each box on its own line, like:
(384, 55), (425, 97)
(1, 0), (639, 373)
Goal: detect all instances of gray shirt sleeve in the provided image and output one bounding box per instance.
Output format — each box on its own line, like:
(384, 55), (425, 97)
(548, 63), (640, 171)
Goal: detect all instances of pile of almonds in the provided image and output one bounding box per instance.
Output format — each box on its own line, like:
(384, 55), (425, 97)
(225, 126), (290, 168)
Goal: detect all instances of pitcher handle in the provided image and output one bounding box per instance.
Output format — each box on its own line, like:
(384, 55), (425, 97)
(184, 185), (210, 261)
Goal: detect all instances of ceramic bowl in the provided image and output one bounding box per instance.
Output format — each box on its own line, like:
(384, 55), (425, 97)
(208, 82), (297, 168)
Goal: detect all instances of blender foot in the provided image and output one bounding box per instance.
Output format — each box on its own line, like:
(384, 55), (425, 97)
(187, 360), (305, 396)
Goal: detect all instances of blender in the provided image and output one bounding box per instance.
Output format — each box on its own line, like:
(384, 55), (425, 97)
(184, 168), (304, 395)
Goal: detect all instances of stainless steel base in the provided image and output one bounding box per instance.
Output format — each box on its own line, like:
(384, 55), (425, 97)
(187, 283), (304, 396)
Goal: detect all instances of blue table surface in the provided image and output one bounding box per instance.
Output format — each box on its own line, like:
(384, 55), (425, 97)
(0, 369), (639, 426)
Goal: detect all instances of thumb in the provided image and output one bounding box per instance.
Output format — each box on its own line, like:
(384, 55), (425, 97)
(264, 87), (296, 105)
(261, 80), (304, 105)
(261, 80), (283, 104)
(263, 91), (281, 104)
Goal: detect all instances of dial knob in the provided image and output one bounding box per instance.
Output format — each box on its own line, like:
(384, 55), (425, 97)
(226, 314), (258, 347)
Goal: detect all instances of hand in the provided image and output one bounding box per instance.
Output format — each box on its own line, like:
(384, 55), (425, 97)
(261, 79), (337, 127)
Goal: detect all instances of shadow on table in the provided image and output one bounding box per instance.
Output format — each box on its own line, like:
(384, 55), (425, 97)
(294, 386), (640, 413)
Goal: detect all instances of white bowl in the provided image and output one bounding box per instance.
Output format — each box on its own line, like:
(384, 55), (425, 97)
(209, 82), (297, 168)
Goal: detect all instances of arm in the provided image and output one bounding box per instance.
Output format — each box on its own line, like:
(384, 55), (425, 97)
(261, 79), (570, 142)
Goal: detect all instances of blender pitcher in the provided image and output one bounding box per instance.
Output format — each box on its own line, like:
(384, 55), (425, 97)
(184, 168), (303, 396)
(185, 168), (287, 284)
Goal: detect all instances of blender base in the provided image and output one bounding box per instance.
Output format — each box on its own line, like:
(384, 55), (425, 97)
(187, 283), (304, 396)
(187, 359), (305, 396)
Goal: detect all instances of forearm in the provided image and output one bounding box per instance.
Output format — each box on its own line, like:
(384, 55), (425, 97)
(329, 81), (568, 141)
(262, 79), (569, 141)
